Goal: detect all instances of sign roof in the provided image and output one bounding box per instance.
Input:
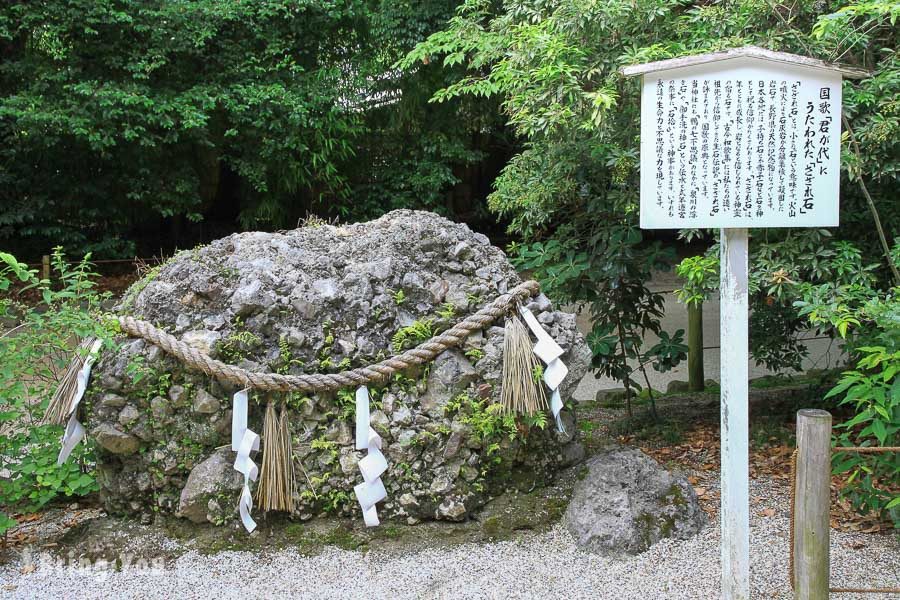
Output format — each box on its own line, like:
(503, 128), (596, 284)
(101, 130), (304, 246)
(620, 46), (870, 79)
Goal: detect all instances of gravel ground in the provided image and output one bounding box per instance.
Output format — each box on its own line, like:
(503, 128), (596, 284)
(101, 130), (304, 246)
(2, 479), (897, 600)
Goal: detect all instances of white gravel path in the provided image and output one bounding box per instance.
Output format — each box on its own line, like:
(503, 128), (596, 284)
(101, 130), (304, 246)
(3, 481), (897, 600)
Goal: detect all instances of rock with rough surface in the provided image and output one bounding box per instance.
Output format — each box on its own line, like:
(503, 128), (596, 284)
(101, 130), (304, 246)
(86, 210), (591, 525)
(564, 446), (706, 556)
(177, 449), (244, 523)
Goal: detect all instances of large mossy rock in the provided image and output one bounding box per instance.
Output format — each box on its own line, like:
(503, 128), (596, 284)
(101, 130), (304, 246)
(564, 446), (707, 556)
(86, 210), (591, 525)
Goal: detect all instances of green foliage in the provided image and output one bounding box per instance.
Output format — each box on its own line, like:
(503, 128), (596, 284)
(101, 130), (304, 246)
(392, 319), (434, 353)
(789, 236), (899, 523)
(820, 295), (899, 525)
(674, 255), (718, 307)
(445, 392), (517, 443)
(436, 302), (456, 319)
(311, 437), (339, 463)
(464, 347), (485, 362)
(0, 249), (111, 534)
(1, 1), (496, 255)
(322, 489), (352, 514)
(335, 388), (357, 421)
(407, 0), (898, 422)
(676, 232), (884, 371)
(216, 327), (262, 364)
(645, 330), (688, 373)
(390, 288), (407, 306)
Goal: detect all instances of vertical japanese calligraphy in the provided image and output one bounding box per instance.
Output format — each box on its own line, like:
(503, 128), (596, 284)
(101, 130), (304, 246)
(640, 67), (840, 228)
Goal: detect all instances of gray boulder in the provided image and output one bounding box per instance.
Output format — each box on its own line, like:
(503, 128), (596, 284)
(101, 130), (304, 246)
(565, 446), (706, 556)
(86, 210), (591, 524)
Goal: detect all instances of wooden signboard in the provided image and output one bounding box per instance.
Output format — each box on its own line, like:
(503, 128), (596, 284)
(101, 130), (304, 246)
(621, 46), (867, 600)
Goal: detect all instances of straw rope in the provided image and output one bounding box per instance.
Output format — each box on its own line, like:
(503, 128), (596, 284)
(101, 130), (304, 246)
(115, 279), (541, 393)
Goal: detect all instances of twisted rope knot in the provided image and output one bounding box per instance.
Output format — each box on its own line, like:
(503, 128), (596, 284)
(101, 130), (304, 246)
(117, 279), (541, 393)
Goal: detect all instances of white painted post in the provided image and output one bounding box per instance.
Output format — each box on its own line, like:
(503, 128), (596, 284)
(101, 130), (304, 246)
(620, 47), (860, 600)
(720, 227), (749, 600)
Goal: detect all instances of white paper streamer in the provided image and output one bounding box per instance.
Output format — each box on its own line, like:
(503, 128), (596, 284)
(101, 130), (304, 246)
(354, 386), (387, 527)
(231, 389), (260, 532)
(57, 339), (103, 465)
(232, 388), (249, 451)
(519, 307), (569, 433)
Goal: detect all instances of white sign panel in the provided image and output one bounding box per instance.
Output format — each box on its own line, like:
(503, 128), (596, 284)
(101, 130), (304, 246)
(639, 59), (841, 229)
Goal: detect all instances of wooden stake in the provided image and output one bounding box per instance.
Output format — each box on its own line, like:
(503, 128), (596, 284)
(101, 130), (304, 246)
(720, 228), (749, 600)
(793, 409), (831, 600)
(687, 301), (705, 392)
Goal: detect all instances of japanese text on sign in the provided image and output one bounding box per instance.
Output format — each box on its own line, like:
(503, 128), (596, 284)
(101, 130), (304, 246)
(639, 65), (840, 229)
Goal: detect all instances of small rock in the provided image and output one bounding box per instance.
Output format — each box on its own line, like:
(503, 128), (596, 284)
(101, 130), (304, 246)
(177, 448), (243, 524)
(445, 288), (469, 311)
(450, 241), (472, 260)
(594, 387), (628, 406)
(398, 493), (418, 507)
(420, 350), (477, 418)
(391, 404), (412, 426)
(365, 258), (392, 281)
(117, 405), (141, 427)
(443, 427), (467, 459)
(150, 396), (171, 419)
(99, 394), (126, 409)
(370, 410), (390, 435)
(339, 451), (359, 476)
(427, 279), (449, 303)
(428, 466), (456, 495)
(312, 278), (338, 300)
(168, 385), (187, 404)
(437, 498), (467, 521)
(92, 423), (141, 455)
(192, 388), (221, 414)
(182, 330), (222, 355)
(666, 380), (691, 394)
(381, 393), (396, 415)
(324, 421), (353, 446)
(564, 446), (706, 556)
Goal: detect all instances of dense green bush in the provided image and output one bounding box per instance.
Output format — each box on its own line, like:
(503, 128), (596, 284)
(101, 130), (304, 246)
(402, 0), (898, 413)
(797, 275), (899, 524)
(0, 1), (506, 256)
(0, 250), (113, 536)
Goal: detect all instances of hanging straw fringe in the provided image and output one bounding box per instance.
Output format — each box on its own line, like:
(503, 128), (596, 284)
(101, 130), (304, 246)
(45, 337), (98, 426)
(256, 402), (295, 513)
(500, 313), (547, 415)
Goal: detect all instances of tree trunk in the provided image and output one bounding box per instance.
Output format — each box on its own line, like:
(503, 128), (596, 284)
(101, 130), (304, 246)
(688, 301), (705, 392)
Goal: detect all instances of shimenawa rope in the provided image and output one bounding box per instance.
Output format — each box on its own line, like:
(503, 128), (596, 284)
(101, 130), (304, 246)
(116, 279), (541, 392)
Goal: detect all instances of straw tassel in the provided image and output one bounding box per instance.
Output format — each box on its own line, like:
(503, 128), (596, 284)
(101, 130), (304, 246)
(500, 313), (547, 415)
(45, 337), (97, 426)
(256, 402), (295, 513)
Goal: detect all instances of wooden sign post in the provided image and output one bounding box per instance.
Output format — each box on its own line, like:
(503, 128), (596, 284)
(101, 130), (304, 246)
(621, 47), (866, 600)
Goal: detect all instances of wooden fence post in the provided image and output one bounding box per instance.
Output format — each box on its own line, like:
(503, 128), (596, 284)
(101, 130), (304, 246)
(794, 409), (832, 600)
(687, 301), (705, 392)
